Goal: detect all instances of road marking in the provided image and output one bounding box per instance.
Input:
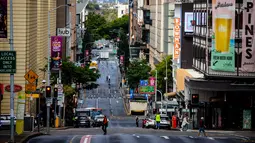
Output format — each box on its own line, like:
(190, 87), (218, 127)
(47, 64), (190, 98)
(80, 135), (92, 143)
(207, 137), (215, 140)
(136, 136), (140, 138)
(69, 135), (78, 143)
(161, 136), (169, 139)
(189, 136), (193, 138)
(132, 134), (136, 136)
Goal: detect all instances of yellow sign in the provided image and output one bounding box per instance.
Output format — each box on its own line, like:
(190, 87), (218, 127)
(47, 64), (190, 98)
(16, 92), (26, 135)
(24, 70), (39, 83)
(25, 94), (40, 98)
(25, 83), (36, 92)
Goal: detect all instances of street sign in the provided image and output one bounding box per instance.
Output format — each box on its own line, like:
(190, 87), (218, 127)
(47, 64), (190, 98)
(57, 84), (63, 100)
(24, 70), (39, 83)
(0, 51), (16, 73)
(25, 83), (36, 92)
(139, 86), (155, 94)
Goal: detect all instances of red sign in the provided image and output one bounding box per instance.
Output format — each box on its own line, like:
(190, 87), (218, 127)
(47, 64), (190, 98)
(85, 50), (89, 57)
(149, 77), (156, 86)
(5, 84), (23, 92)
(0, 84), (4, 95)
(120, 55), (124, 64)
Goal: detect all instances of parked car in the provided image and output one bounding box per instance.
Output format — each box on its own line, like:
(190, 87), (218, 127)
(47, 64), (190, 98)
(144, 116), (156, 129)
(0, 114), (16, 130)
(159, 114), (171, 130)
(92, 115), (104, 127)
(78, 116), (91, 128)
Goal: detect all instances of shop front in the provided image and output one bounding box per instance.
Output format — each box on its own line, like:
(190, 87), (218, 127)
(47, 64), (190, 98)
(185, 77), (255, 130)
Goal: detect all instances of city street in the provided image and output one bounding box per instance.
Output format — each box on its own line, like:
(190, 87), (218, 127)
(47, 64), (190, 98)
(27, 127), (255, 143)
(81, 45), (128, 122)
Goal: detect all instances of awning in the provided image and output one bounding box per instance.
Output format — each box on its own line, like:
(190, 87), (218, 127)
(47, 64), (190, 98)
(164, 92), (177, 97)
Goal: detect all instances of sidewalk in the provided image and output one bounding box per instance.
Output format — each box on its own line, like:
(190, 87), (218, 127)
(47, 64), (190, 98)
(170, 128), (255, 137)
(0, 127), (69, 143)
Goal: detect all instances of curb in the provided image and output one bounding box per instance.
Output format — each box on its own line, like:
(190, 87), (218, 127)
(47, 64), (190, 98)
(53, 127), (69, 130)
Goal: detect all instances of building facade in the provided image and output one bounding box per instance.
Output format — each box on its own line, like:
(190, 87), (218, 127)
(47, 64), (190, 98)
(183, 0), (255, 130)
(0, 0), (56, 115)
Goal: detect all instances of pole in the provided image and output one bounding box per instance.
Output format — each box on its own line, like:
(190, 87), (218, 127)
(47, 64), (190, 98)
(58, 70), (62, 127)
(156, 90), (163, 114)
(155, 70), (157, 106)
(165, 57), (167, 96)
(46, 11), (51, 134)
(69, 12), (72, 59)
(9, 0), (15, 142)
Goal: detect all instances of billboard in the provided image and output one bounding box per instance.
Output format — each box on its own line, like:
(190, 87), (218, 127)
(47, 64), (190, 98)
(184, 12), (194, 33)
(51, 36), (62, 71)
(241, 1), (255, 72)
(174, 18), (181, 60)
(57, 28), (70, 37)
(0, 0), (7, 38)
(211, 0), (235, 72)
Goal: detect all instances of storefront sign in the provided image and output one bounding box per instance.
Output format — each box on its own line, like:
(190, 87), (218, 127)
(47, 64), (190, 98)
(51, 36), (62, 71)
(5, 84), (22, 92)
(174, 18), (180, 60)
(149, 77), (156, 86)
(0, 51), (16, 73)
(241, 1), (255, 72)
(211, 0), (235, 72)
(57, 28), (70, 37)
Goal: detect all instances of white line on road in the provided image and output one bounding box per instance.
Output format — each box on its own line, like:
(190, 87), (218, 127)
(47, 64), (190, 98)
(207, 137), (215, 140)
(161, 136), (169, 139)
(96, 99), (99, 108)
(109, 98), (111, 105)
(136, 136), (140, 138)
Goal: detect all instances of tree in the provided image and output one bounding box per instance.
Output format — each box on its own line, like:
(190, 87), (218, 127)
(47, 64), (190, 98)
(151, 55), (173, 93)
(102, 9), (117, 22)
(126, 59), (151, 89)
(117, 28), (129, 68)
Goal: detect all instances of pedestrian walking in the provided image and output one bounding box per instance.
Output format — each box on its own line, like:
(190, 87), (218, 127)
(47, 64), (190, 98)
(198, 117), (207, 137)
(102, 115), (108, 135)
(180, 114), (189, 131)
(155, 113), (161, 129)
(136, 116), (139, 127)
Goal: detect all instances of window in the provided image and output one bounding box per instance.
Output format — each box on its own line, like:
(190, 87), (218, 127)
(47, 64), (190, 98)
(121, 10), (124, 14)
(146, 0), (149, 5)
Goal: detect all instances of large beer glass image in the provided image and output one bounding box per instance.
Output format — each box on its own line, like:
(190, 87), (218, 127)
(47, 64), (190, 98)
(214, 14), (232, 53)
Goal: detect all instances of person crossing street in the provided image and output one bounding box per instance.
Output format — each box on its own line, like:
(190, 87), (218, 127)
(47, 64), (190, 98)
(102, 115), (108, 135)
(155, 113), (161, 129)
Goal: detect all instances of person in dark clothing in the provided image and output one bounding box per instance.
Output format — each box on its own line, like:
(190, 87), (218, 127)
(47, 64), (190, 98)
(102, 115), (108, 135)
(136, 116), (139, 127)
(198, 117), (207, 137)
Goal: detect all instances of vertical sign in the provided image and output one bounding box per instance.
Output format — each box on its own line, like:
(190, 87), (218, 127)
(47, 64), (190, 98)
(51, 36), (62, 71)
(174, 18), (180, 59)
(149, 77), (156, 86)
(120, 55), (124, 65)
(211, 0), (235, 72)
(16, 92), (26, 135)
(0, 0), (7, 38)
(241, 1), (255, 72)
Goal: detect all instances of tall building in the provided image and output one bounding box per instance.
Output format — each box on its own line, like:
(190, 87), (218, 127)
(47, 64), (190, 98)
(144, 0), (175, 69)
(181, 0), (255, 130)
(0, 0), (56, 115)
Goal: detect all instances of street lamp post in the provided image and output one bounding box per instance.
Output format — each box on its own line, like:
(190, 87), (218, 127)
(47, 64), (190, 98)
(156, 90), (163, 114)
(47, 4), (73, 134)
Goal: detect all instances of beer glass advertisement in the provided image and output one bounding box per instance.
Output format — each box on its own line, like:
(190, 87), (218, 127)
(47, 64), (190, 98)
(211, 0), (235, 72)
(51, 36), (62, 71)
(241, 1), (255, 72)
(0, 0), (7, 38)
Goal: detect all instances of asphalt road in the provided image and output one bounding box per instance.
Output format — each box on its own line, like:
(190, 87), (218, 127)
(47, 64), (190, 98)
(25, 128), (255, 143)
(82, 46), (126, 119)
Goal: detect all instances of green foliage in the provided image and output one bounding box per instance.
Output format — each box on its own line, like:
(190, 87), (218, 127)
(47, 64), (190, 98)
(63, 85), (76, 97)
(117, 28), (129, 67)
(61, 60), (100, 85)
(126, 59), (151, 89)
(151, 55), (173, 93)
(102, 9), (118, 22)
(87, 2), (100, 10)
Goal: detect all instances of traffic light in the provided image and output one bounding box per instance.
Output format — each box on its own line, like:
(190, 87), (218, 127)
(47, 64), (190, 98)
(46, 86), (51, 98)
(54, 88), (58, 98)
(191, 94), (199, 104)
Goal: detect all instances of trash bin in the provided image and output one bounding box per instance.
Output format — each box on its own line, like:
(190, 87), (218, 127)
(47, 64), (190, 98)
(24, 116), (34, 131)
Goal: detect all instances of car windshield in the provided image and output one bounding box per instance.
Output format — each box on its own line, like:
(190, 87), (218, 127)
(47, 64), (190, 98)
(161, 117), (169, 120)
